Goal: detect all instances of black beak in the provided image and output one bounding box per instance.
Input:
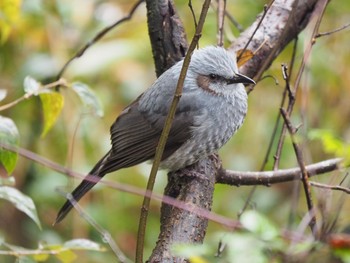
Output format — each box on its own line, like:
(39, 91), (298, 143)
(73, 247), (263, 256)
(227, 73), (255, 85)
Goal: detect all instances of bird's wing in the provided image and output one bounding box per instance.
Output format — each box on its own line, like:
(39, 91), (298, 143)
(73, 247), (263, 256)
(97, 99), (195, 175)
(55, 94), (197, 224)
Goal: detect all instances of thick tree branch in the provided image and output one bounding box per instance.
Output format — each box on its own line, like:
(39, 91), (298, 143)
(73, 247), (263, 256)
(148, 155), (220, 263)
(146, 0), (213, 261)
(230, 0), (319, 81)
(145, 0), (188, 77)
(217, 158), (343, 186)
(138, 0), (211, 261)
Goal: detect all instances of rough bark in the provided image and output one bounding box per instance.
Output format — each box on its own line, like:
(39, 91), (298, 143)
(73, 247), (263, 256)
(229, 0), (318, 80)
(148, 155), (219, 263)
(146, 0), (323, 261)
(145, 0), (188, 77)
(217, 158), (342, 186)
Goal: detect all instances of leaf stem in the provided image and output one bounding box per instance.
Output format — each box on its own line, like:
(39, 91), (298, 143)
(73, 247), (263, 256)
(0, 78), (67, 112)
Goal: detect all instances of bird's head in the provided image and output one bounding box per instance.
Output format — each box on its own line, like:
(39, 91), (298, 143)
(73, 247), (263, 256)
(188, 46), (255, 96)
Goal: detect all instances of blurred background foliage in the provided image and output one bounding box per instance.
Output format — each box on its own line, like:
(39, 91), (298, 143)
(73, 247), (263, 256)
(0, 0), (349, 262)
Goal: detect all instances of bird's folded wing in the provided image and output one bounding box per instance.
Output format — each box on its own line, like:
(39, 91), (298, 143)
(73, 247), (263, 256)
(98, 102), (194, 174)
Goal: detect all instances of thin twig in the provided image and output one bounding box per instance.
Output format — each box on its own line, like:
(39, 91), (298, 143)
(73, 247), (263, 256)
(56, 190), (131, 263)
(188, 0), (198, 31)
(217, 0), (226, 46)
(282, 64), (294, 99)
(272, 1), (329, 236)
(239, 38), (298, 216)
(188, 0), (199, 50)
(135, 1), (212, 261)
(310, 181), (350, 194)
(0, 96), (27, 112)
(259, 75), (279, 84)
(273, 0), (329, 172)
(316, 21), (350, 38)
(272, 63), (296, 170)
(293, 0), (328, 97)
(0, 79), (67, 111)
(235, 1), (275, 216)
(246, 0), (300, 94)
(224, 9), (243, 32)
(237, 1), (274, 62)
(273, 38), (298, 170)
(280, 108), (317, 235)
(210, 0), (243, 32)
(56, 0), (144, 80)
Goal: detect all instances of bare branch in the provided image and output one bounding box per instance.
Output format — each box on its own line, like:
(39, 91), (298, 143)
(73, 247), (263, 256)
(231, 0), (321, 81)
(280, 108), (317, 233)
(188, 0), (198, 31)
(273, 62), (295, 170)
(55, 191), (131, 263)
(216, 0), (226, 46)
(310, 181), (350, 194)
(216, 158), (343, 186)
(224, 9), (243, 32)
(316, 21), (350, 38)
(236, 2), (274, 63)
(0, 78), (67, 111)
(272, 0), (329, 172)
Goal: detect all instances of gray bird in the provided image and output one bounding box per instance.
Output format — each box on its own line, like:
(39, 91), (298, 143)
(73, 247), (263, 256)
(55, 46), (255, 224)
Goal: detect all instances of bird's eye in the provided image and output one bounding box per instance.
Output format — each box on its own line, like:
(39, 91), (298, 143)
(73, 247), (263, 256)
(209, 74), (218, 80)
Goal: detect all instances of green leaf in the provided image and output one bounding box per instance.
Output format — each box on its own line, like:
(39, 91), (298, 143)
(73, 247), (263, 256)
(23, 76), (41, 95)
(72, 82), (103, 117)
(63, 239), (105, 251)
(32, 253), (50, 262)
(39, 91), (64, 137)
(309, 129), (350, 164)
(0, 186), (42, 229)
(55, 249), (77, 263)
(333, 248), (350, 263)
(18, 256), (37, 263)
(0, 115), (19, 174)
(240, 210), (279, 240)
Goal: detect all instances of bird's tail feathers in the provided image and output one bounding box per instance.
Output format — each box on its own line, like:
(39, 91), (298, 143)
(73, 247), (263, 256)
(54, 151), (111, 225)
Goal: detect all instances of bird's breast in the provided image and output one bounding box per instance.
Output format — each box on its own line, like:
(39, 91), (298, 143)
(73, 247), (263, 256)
(161, 93), (247, 171)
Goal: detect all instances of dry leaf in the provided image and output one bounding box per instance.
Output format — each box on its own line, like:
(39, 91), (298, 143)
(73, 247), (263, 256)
(236, 49), (254, 67)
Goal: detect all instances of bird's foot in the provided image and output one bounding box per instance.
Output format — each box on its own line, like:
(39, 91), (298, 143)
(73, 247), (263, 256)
(176, 167), (209, 181)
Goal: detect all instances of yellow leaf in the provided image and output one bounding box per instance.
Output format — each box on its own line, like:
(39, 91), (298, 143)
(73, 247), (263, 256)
(39, 92), (64, 137)
(56, 249), (77, 263)
(32, 252), (50, 262)
(0, 0), (22, 43)
(236, 49), (254, 67)
(189, 256), (209, 263)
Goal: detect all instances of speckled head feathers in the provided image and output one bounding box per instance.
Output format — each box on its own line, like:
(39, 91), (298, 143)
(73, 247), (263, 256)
(189, 46), (239, 80)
